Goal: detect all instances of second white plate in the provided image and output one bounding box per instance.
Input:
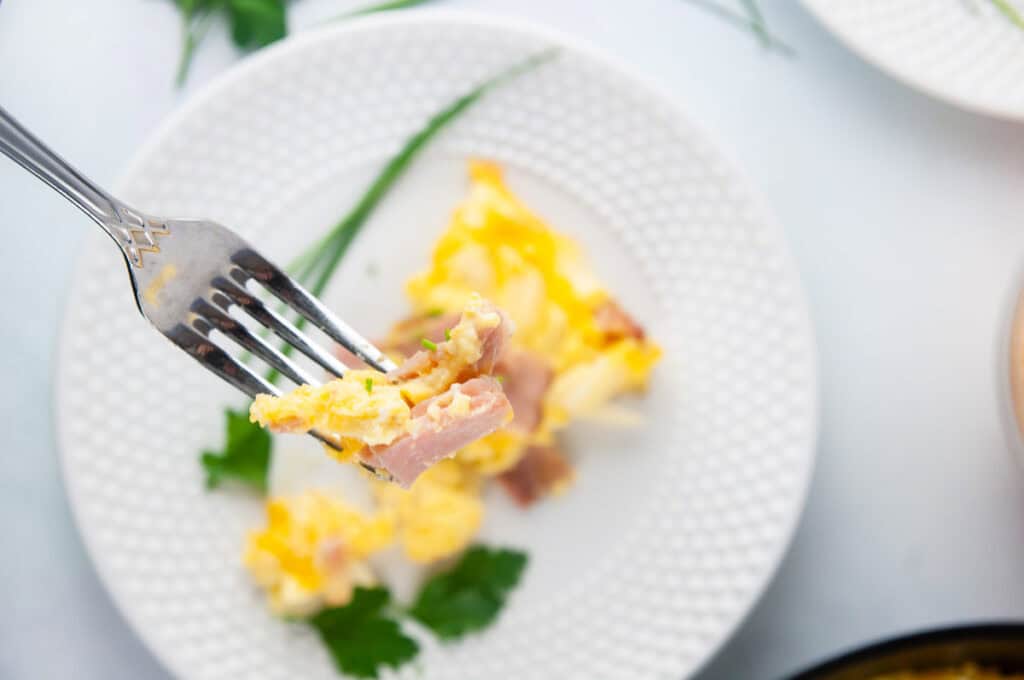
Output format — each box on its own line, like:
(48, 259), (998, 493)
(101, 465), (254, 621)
(804, 0), (1024, 121)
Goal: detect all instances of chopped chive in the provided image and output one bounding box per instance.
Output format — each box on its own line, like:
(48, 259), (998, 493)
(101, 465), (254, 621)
(495, 375), (505, 384)
(444, 328), (452, 341)
(365, 378), (374, 393)
(990, 0), (1024, 30)
(421, 338), (438, 351)
(427, 307), (445, 318)
(682, 0), (795, 55)
(342, 0), (437, 19)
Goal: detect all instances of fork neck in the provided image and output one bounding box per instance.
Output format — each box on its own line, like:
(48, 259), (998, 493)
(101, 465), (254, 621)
(0, 105), (149, 265)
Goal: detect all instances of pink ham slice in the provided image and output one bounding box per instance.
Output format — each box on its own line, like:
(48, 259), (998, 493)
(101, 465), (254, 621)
(497, 443), (574, 507)
(495, 350), (552, 434)
(363, 376), (513, 487)
(594, 299), (645, 341)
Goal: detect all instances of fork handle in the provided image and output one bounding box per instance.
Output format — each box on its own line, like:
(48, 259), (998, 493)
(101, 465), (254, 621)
(0, 105), (132, 235)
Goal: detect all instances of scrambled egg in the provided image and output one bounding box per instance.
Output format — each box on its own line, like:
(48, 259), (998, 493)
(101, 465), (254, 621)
(245, 160), (663, 614)
(544, 337), (662, 431)
(249, 293), (504, 460)
(455, 428), (528, 475)
(372, 459), (483, 564)
(407, 161), (662, 472)
(244, 491), (395, 616)
(250, 369), (408, 459)
(407, 162), (606, 372)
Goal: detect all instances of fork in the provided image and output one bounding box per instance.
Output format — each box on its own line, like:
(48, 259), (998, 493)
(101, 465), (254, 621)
(0, 105), (398, 445)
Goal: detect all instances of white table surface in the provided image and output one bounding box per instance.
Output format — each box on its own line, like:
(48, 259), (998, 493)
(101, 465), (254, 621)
(3, 1), (1024, 678)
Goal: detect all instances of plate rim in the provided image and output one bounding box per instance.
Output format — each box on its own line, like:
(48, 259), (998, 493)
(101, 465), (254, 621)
(800, 0), (1024, 123)
(54, 9), (821, 679)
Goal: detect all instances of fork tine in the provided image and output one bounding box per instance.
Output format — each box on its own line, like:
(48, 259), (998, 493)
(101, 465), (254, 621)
(167, 324), (358, 459)
(213, 276), (351, 379)
(195, 295), (319, 388)
(166, 324), (281, 400)
(232, 249), (398, 373)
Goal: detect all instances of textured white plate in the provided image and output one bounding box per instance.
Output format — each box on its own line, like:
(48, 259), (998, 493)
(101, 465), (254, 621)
(803, 0), (1024, 121)
(56, 12), (817, 680)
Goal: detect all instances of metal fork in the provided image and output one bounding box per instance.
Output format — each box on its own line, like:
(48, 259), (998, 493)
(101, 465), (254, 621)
(0, 105), (398, 440)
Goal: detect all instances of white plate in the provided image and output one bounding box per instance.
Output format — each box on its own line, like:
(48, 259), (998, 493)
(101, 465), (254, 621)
(803, 0), (1024, 121)
(56, 12), (817, 680)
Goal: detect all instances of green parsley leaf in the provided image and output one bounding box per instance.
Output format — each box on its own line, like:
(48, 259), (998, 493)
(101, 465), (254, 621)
(169, 0), (284, 86)
(200, 408), (271, 491)
(227, 0), (286, 49)
(175, 0), (220, 13)
(310, 587), (419, 679)
(409, 546), (528, 640)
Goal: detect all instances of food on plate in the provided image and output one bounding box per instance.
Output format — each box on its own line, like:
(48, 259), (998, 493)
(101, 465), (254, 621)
(400, 161), (661, 485)
(244, 160), (661, 647)
(244, 491), (395, 616)
(250, 294), (514, 487)
(360, 376), (511, 488)
(873, 666), (1024, 679)
(372, 459), (483, 564)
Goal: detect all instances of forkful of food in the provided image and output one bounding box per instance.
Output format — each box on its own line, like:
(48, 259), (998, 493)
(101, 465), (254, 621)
(0, 105), (514, 486)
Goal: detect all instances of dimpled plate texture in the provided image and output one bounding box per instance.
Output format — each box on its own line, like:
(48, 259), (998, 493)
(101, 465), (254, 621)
(56, 12), (817, 680)
(804, 0), (1024, 120)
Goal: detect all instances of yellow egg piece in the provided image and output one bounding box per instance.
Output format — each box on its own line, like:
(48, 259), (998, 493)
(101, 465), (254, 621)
(243, 491), (395, 616)
(250, 370), (409, 447)
(372, 459), (483, 564)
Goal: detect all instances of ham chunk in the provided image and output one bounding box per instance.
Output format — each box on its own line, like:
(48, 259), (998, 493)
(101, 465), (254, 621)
(594, 299), (645, 342)
(495, 350), (552, 434)
(497, 444), (574, 507)
(389, 296), (512, 404)
(365, 377), (513, 487)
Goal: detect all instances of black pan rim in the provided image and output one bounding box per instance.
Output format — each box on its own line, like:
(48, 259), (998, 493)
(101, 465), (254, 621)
(784, 622), (1024, 680)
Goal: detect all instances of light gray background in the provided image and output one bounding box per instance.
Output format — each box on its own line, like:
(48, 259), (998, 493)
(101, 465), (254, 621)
(3, 1), (1024, 678)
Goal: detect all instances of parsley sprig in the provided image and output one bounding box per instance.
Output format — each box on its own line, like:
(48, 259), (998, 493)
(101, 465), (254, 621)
(410, 546), (528, 640)
(312, 547), (528, 677)
(311, 588), (419, 679)
(200, 407), (272, 491)
(199, 49), (559, 491)
(172, 0), (286, 87)
(170, 0), (439, 87)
